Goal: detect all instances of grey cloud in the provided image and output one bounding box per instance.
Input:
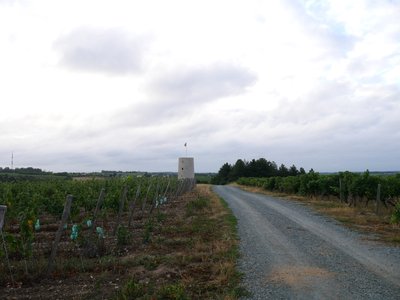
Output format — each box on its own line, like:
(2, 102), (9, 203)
(258, 80), (400, 171)
(112, 64), (257, 127)
(55, 27), (150, 75)
(270, 80), (400, 134)
(148, 64), (257, 104)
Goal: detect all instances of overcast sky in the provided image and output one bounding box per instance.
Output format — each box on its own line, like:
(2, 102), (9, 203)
(1, 0), (399, 173)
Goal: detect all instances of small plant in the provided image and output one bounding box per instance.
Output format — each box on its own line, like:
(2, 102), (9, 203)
(137, 255), (160, 271)
(156, 211), (166, 223)
(143, 218), (154, 244)
(116, 225), (131, 246)
(390, 202), (400, 224)
(115, 278), (146, 299)
(157, 283), (187, 300)
(17, 208), (36, 260)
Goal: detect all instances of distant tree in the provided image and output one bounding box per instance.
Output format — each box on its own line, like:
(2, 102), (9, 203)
(15, 167), (47, 175)
(212, 158), (312, 185)
(278, 164), (289, 177)
(246, 159), (258, 177)
(211, 162), (232, 185)
(229, 159), (246, 181)
(254, 158), (269, 177)
(271, 161), (278, 176)
(289, 164), (298, 176)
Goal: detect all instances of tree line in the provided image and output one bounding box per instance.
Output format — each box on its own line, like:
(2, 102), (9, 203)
(211, 158), (307, 185)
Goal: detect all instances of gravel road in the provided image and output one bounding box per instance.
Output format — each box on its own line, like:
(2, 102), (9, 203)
(213, 185), (400, 300)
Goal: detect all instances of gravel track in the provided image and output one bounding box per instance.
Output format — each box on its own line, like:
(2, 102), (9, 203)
(213, 185), (400, 300)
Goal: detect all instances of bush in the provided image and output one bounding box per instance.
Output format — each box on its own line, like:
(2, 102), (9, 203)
(391, 202), (400, 224)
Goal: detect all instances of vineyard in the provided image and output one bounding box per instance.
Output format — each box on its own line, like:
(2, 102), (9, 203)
(237, 171), (400, 224)
(0, 176), (244, 298)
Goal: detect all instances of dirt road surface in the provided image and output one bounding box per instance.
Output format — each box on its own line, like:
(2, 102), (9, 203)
(213, 185), (400, 299)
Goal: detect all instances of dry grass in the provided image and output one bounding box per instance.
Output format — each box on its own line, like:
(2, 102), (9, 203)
(234, 184), (400, 245)
(177, 184), (244, 298)
(266, 266), (334, 287)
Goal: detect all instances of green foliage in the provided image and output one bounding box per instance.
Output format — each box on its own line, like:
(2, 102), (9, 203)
(211, 163), (232, 185)
(17, 207), (37, 259)
(212, 158), (304, 185)
(135, 255), (161, 271)
(116, 225), (131, 246)
(238, 171), (400, 206)
(0, 176), (179, 219)
(186, 196), (209, 216)
(391, 202), (400, 224)
(142, 219), (154, 244)
(156, 211), (166, 223)
(157, 283), (187, 300)
(115, 279), (147, 299)
(195, 173), (213, 184)
(115, 280), (187, 300)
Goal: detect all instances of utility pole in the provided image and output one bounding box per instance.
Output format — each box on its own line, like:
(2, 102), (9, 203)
(11, 152), (13, 170)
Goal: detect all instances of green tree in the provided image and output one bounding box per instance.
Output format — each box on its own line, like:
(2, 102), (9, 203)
(278, 164), (289, 177)
(289, 165), (299, 176)
(229, 159), (246, 181)
(211, 163), (232, 185)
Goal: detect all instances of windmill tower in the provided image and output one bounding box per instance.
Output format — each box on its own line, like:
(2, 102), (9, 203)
(178, 143), (194, 179)
(178, 157), (194, 179)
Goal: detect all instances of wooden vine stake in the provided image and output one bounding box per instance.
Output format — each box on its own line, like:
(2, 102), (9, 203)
(162, 177), (171, 199)
(149, 181), (160, 214)
(91, 188), (105, 233)
(113, 186), (128, 236)
(128, 185), (141, 228)
(0, 205), (6, 231)
(175, 179), (184, 199)
(47, 195), (73, 276)
(0, 205), (14, 285)
(339, 179), (343, 203)
(142, 182), (153, 212)
(375, 183), (381, 215)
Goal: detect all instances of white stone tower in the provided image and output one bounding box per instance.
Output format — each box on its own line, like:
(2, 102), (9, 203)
(178, 157), (194, 179)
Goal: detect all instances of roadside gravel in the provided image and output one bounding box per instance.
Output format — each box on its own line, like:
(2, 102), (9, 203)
(213, 185), (400, 300)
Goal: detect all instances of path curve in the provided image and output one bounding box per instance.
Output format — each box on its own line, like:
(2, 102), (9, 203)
(213, 185), (400, 300)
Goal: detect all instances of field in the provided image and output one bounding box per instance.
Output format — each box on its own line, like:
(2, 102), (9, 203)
(0, 176), (244, 299)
